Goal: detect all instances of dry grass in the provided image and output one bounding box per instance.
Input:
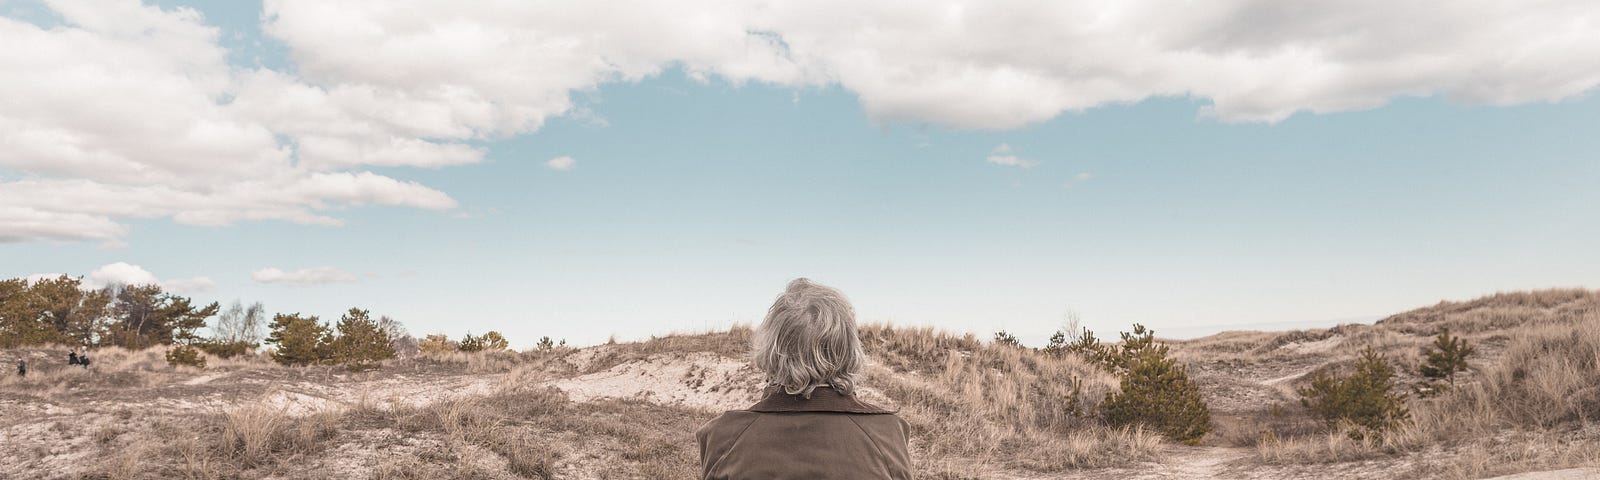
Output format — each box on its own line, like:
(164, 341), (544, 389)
(861, 323), (1165, 471)
(1247, 289), (1600, 477)
(576, 325), (754, 374)
(27, 323), (1159, 478)
(8, 288), (1596, 479)
(72, 382), (707, 479)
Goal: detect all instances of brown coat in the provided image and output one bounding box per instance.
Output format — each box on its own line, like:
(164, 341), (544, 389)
(696, 386), (913, 480)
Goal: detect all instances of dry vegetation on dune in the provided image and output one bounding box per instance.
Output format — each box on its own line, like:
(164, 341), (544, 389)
(3, 325), (1163, 479)
(1177, 289), (1600, 478)
(2, 344), (714, 479)
(858, 324), (1164, 476)
(5, 289), (1598, 479)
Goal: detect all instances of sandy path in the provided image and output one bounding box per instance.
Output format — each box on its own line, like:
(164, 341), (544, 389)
(1259, 368), (1314, 386)
(993, 446), (1250, 479)
(1484, 468), (1600, 480)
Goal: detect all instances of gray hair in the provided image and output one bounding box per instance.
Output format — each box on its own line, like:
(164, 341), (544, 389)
(752, 278), (865, 398)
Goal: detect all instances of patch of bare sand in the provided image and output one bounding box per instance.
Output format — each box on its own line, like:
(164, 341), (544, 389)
(1260, 367), (1316, 386)
(1277, 335), (1345, 355)
(1484, 468), (1600, 480)
(546, 352), (763, 412)
(0, 413), (113, 480)
(180, 372), (228, 385)
(254, 373), (503, 416)
(993, 446), (1416, 480)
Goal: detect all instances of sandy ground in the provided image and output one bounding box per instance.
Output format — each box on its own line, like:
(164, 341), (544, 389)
(2, 344), (1596, 479)
(546, 352), (762, 412)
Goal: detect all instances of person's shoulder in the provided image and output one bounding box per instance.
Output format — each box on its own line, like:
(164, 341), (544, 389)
(848, 412), (910, 435)
(696, 410), (761, 442)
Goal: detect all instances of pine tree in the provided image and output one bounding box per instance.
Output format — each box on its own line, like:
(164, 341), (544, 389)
(330, 308), (395, 369)
(992, 330), (1022, 347)
(458, 332), (486, 352)
(419, 333), (456, 355)
(165, 345), (206, 368)
(1102, 344), (1213, 444)
(1419, 327), (1473, 386)
(1298, 346), (1410, 435)
(479, 331), (510, 351)
(266, 313), (332, 366)
(1103, 323), (1159, 373)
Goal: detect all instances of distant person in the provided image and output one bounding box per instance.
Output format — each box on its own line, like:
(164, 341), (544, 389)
(68, 351), (79, 366)
(79, 354), (91, 369)
(15, 358), (24, 377)
(696, 278), (912, 480)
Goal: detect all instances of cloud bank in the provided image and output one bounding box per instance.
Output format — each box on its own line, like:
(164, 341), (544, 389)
(3, 0), (1597, 243)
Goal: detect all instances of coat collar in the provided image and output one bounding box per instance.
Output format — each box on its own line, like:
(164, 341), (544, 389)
(746, 385), (895, 414)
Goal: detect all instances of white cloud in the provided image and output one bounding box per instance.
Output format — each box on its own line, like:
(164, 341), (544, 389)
(252, 266), (359, 286)
(986, 144), (1038, 168)
(5, 0), (1600, 242)
(65, 262), (214, 293)
(0, 2), (462, 244)
(1064, 172), (1094, 188)
(84, 262), (161, 289)
(261, 0), (1600, 129)
(546, 156), (577, 171)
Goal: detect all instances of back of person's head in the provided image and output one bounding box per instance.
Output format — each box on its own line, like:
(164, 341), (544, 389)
(752, 278), (865, 398)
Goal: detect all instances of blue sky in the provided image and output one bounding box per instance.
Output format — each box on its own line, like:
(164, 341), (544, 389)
(3, 1), (1598, 348)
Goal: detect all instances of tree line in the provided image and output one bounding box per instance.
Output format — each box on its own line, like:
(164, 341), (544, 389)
(0, 275), (215, 350)
(1, 275), (534, 370)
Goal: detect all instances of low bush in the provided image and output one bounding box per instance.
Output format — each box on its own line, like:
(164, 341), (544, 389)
(1101, 339), (1212, 444)
(165, 345), (206, 368)
(196, 340), (256, 359)
(1045, 327), (1117, 369)
(1418, 327), (1473, 387)
(1298, 346), (1409, 436)
(419, 333), (456, 355)
(992, 330), (1022, 347)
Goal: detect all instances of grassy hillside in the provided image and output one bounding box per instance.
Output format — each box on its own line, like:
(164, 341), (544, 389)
(1175, 289), (1600, 477)
(2, 289), (1597, 479)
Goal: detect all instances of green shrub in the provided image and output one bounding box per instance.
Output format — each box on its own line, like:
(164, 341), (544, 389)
(329, 308), (395, 369)
(266, 313), (332, 366)
(419, 333), (455, 355)
(196, 340), (256, 359)
(165, 345), (206, 368)
(1419, 327), (1473, 386)
(1298, 346), (1409, 435)
(992, 330), (1022, 348)
(1107, 324), (1161, 373)
(536, 336), (555, 351)
(1101, 326), (1212, 444)
(1046, 327), (1117, 369)
(479, 331), (510, 351)
(458, 333), (487, 352)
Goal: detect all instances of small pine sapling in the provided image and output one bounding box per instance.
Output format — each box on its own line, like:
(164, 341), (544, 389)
(1419, 327), (1473, 387)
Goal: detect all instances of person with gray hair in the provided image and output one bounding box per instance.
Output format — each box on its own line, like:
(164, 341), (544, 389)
(696, 278), (912, 480)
